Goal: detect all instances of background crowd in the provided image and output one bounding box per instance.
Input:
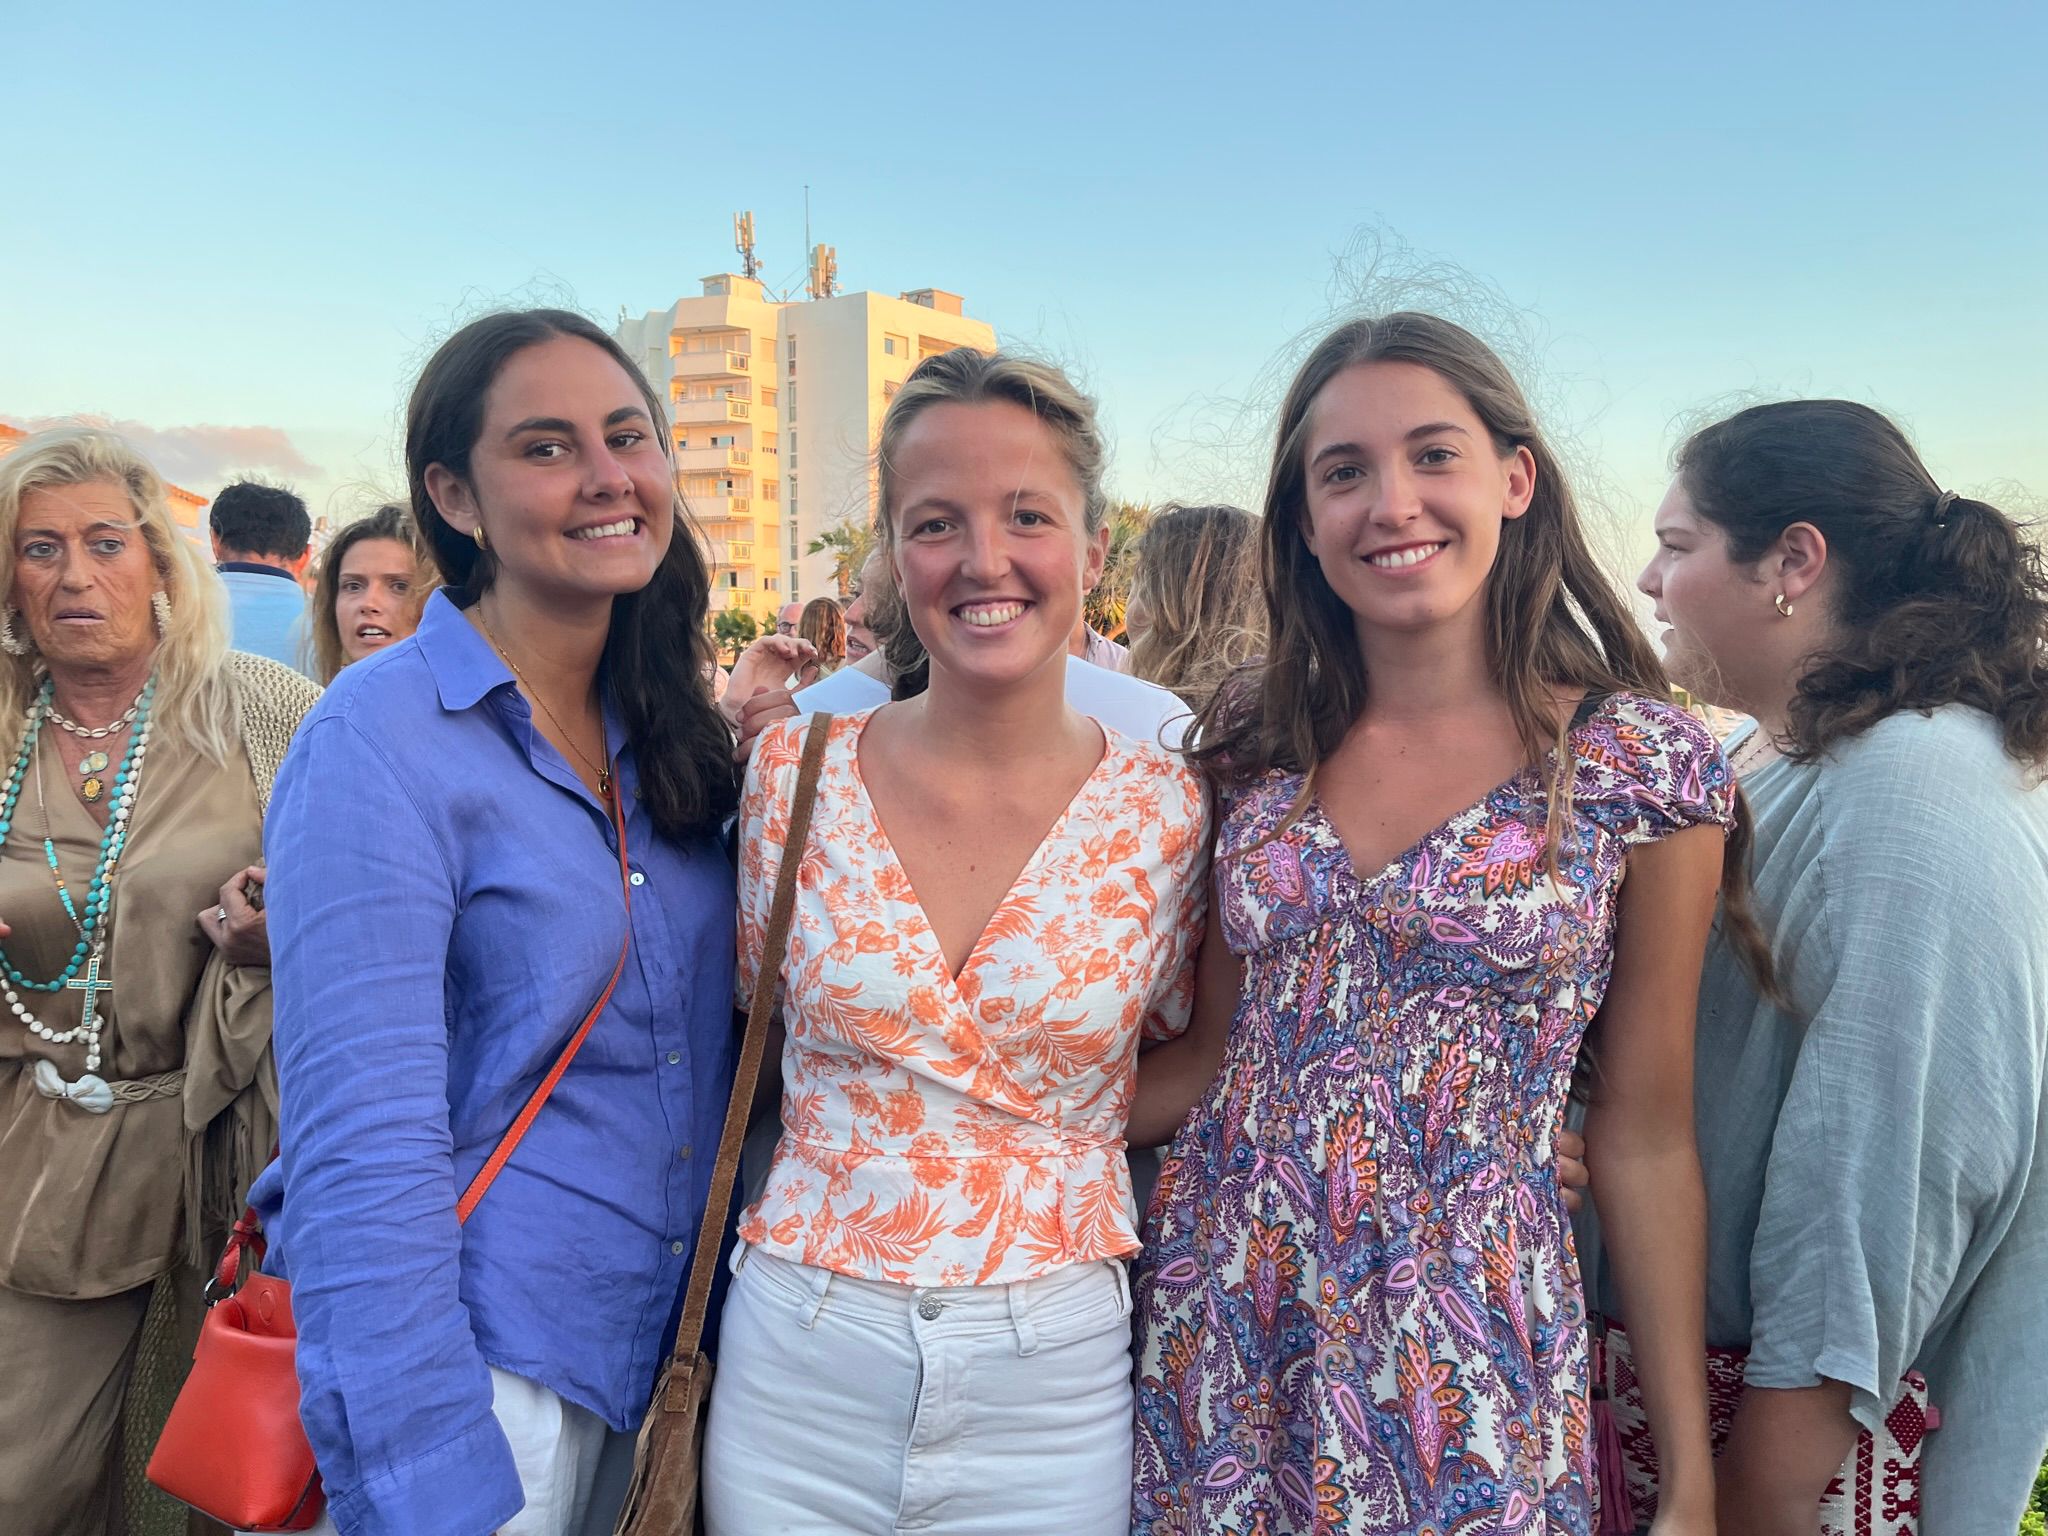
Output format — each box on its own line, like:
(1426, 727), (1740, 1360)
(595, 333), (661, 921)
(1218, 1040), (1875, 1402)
(0, 300), (2042, 1536)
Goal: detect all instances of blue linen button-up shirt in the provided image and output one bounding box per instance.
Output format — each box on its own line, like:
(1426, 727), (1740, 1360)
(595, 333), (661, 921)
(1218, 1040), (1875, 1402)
(250, 592), (735, 1536)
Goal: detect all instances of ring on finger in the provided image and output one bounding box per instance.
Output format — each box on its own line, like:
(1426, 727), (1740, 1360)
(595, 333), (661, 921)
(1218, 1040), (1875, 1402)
(215, 906), (229, 927)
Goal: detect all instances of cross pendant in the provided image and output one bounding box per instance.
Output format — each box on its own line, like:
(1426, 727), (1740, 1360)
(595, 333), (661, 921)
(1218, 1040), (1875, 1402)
(66, 951), (113, 1030)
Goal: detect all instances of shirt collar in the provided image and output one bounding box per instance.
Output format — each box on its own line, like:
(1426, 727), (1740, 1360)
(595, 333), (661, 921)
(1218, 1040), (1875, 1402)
(417, 589), (517, 712)
(414, 589), (629, 760)
(217, 559), (299, 580)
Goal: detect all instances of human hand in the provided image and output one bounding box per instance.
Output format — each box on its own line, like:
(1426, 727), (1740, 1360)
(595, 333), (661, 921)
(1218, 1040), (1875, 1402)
(721, 636), (818, 724)
(1556, 1125), (1589, 1214)
(198, 865), (270, 966)
(733, 687), (801, 766)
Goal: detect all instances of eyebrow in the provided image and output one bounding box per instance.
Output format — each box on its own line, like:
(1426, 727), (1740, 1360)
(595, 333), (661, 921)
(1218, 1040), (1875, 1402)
(18, 520), (136, 538)
(503, 405), (651, 439)
(1307, 422), (1472, 469)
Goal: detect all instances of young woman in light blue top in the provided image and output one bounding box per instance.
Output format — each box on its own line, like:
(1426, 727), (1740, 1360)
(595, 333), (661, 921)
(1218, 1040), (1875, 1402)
(254, 310), (801, 1536)
(1633, 399), (2048, 1534)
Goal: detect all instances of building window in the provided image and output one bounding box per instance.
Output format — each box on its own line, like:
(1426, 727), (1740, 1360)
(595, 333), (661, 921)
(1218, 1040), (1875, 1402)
(763, 575), (778, 593)
(883, 380), (899, 399)
(722, 571), (739, 588)
(883, 333), (907, 357)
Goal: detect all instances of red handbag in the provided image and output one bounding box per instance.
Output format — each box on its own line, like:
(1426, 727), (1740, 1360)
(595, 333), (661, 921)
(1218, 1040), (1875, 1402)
(148, 789), (635, 1531)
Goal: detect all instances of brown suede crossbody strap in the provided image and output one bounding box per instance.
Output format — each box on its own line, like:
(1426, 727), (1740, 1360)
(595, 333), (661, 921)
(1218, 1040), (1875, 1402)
(669, 713), (832, 1366)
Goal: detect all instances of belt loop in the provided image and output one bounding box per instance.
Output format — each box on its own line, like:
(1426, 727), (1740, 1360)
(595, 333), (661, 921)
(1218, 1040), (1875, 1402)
(1007, 1277), (1040, 1357)
(797, 1260), (832, 1331)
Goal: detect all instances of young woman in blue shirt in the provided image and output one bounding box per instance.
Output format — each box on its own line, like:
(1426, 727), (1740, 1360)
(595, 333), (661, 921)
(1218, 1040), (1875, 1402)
(252, 310), (801, 1536)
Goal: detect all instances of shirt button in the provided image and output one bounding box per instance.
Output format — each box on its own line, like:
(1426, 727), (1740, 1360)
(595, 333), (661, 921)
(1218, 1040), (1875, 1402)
(678, 1144), (693, 1160)
(629, 871), (646, 887)
(916, 1294), (943, 1321)
(670, 1240), (686, 1255)
(666, 1050), (681, 1065)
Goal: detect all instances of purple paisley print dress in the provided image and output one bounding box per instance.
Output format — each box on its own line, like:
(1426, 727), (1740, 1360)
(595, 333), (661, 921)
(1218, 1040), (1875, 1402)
(1132, 694), (1733, 1536)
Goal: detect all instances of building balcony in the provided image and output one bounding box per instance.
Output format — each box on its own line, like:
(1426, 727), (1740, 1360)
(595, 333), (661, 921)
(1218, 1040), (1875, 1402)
(670, 349), (751, 379)
(687, 494), (756, 525)
(705, 539), (756, 567)
(674, 445), (750, 473)
(672, 396), (752, 425)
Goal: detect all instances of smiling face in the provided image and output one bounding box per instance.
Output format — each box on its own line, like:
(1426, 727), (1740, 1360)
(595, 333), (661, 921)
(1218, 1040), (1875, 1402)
(9, 479), (162, 674)
(886, 399), (1105, 693)
(424, 334), (673, 611)
(1638, 477), (1773, 708)
(334, 535), (421, 663)
(1298, 361), (1533, 644)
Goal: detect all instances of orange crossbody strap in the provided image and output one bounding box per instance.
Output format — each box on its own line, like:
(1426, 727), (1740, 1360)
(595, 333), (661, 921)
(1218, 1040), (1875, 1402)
(668, 714), (832, 1371)
(455, 780), (633, 1224)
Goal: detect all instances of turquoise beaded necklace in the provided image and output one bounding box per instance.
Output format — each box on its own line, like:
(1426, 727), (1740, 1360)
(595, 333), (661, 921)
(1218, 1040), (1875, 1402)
(0, 675), (155, 1075)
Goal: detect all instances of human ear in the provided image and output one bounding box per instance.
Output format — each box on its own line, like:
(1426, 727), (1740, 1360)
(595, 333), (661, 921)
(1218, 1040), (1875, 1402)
(1772, 522), (1829, 607)
(1500, 445), (1537, 521)
(1081, 520), (1109, 594)
(423, 464), (481, 541)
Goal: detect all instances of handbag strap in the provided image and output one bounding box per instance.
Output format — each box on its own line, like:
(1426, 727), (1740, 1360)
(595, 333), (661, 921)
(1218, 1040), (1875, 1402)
(456, 779), (634, 1222)
(211, 778), (635, 1299)
(668, 713), (833, 1370)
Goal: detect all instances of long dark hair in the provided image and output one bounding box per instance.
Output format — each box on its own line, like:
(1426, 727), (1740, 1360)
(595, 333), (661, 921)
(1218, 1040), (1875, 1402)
(1194, 312), (1774, 990)
(1679, 399), (2048, 768)
(404, 308), (736, 835)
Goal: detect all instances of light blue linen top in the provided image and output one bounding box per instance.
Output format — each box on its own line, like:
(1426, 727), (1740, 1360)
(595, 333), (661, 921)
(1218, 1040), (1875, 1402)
(250, 592), (737, 1536)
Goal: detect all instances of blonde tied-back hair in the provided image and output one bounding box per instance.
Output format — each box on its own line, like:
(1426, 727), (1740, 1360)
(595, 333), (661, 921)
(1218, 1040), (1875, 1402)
(1126, 502), (1265, 710)
(871, 348), (1109, 699)
(0, 427), (237, 762)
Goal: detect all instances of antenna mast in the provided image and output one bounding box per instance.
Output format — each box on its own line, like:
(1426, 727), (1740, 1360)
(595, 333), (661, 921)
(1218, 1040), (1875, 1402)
(733, 211), (760, 280)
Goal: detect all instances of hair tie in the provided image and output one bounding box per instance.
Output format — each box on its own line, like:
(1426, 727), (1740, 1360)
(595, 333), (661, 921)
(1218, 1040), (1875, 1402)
(1932, 490), (1959, 526)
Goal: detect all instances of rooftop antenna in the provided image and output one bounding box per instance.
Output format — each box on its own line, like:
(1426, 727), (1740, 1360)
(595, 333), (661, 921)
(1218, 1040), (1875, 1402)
(733, 211), (760, 280)
(807, 241), (838, 301)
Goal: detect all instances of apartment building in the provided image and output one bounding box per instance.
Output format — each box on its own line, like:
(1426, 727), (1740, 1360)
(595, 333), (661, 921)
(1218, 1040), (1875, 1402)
(617, 276), (996, 621)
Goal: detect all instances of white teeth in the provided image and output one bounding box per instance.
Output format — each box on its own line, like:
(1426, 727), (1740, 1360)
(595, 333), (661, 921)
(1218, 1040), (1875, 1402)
(359, 627), (389, 638)
(569, 519), (638, 541)
(958, 602), (1026, 627)
(1367, 543), (1445, 569)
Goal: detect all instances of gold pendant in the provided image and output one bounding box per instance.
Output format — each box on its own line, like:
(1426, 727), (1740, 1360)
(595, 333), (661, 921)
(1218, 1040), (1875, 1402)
(81, 776), (105, 803)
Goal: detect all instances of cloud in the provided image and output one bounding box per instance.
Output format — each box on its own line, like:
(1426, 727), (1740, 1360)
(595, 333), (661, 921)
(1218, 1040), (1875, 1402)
(1, 413), (319, 491)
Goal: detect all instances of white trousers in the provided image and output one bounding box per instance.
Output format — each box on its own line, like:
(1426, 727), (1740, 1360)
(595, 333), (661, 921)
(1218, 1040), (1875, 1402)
(702, 1246), (1135, 1535)
(279, 1367), (635, 1536)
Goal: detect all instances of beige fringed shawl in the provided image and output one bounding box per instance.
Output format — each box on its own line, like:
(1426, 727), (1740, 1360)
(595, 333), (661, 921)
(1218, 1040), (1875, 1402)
(181, 652), (321, 1263)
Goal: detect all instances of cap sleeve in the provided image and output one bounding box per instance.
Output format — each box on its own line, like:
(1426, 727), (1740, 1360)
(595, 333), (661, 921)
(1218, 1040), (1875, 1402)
(1576, 692), (1737, 847)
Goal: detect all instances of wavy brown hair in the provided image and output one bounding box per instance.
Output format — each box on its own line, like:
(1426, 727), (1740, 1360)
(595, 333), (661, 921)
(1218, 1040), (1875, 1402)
(1126, 502), (1265, 710)
(306, 503), (436, 683)
(1194, 312), (1774, 989)
(1678, 399), (2048, 769)
(797, 596), (847, 670)
(405, 308), (735, 835)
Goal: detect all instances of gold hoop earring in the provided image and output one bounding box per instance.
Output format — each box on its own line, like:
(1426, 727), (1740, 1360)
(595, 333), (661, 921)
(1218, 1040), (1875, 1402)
(1774, 592), (1795, 618)
(472, 526), (489, 552)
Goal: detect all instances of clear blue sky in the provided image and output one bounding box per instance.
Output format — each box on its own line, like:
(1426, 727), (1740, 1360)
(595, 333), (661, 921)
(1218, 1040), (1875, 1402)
(5, 0), (2043, 566)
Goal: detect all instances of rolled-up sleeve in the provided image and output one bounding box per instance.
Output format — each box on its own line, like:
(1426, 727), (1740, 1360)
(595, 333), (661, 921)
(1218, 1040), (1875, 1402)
(1742, 729), (2041, 1435)
(266, 714), (522, 1536)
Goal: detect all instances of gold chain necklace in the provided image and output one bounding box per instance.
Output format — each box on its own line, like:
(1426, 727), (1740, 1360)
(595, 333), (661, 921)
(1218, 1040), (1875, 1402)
(475, 608), (612, 800)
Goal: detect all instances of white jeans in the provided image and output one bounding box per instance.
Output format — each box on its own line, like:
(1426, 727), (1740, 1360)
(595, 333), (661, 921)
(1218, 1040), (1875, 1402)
(278, 1367), (635, 1536)
(702, 1246), (1135, 1535)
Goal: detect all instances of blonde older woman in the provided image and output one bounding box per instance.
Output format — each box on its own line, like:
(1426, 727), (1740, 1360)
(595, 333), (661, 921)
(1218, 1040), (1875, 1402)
(0, 427), (319, 1536)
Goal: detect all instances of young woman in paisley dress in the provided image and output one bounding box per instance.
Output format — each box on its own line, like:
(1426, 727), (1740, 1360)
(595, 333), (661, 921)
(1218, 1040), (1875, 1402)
(1129, 314), (1763, 1536)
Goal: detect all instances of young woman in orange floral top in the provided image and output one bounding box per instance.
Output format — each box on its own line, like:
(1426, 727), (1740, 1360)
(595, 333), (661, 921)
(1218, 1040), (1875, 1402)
(700, 349), (1210, 1535)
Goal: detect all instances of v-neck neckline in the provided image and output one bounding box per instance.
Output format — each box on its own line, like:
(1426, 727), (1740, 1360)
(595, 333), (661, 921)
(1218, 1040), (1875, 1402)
(849, 709), (1117, 991)
(1307, 693), (1609, 892)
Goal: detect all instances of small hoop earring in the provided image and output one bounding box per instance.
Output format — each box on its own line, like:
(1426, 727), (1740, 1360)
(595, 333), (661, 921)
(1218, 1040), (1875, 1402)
(152, 590), (174, 636)
(472, 526), (489, 553)
(0, 609), (29, 657)
(1774, 592), (1795, 618)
